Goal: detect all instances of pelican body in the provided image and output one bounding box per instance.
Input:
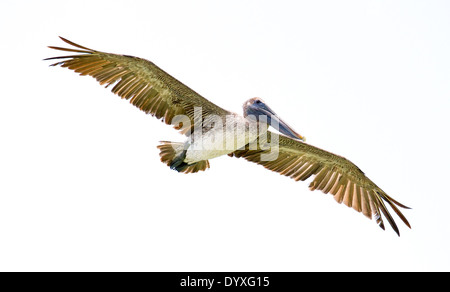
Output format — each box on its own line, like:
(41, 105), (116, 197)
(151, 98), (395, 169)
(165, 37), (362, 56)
(181, 114), (257, 163)
(45, 37), (411, 235)
(164, 100), (304, 172)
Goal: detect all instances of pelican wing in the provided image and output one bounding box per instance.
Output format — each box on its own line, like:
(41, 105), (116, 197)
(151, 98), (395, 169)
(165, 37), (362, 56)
(230, 132), (411, 236)
(45, 37), (231, 134)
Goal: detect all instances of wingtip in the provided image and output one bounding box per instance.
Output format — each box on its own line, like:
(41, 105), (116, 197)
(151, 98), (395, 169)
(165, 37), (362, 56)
(405, 221), (412, 229)
(379, 220), (401, 236)
(51, 36), (95, 52)
(59, 36), (70, 43)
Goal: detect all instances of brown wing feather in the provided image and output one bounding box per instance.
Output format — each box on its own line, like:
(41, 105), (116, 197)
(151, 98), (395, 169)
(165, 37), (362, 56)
(230, 132), (411, 236)
(45, 37), (231, 134)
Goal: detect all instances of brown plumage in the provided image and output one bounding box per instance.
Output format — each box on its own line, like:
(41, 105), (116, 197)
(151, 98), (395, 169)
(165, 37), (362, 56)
(229, 133), (411, 236)
(45, 37), (230, 136)
(45, 37), (411, 236)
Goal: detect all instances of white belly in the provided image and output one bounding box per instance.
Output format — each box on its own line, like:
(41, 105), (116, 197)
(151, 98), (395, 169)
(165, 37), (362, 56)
(184, 115), (259, 163)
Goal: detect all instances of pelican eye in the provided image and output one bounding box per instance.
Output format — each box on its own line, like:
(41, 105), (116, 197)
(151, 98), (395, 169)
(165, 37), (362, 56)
(255, 99), (262, 104)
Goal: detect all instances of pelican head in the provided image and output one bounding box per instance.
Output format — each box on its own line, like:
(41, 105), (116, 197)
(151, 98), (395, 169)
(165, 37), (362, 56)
(243, 97), (305, 141)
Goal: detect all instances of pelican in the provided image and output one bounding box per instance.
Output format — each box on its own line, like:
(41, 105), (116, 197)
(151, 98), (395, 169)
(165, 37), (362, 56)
(45, 37), (411, 235)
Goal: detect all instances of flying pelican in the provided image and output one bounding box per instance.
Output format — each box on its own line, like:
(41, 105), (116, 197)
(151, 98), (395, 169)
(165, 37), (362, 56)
(45, 37), (411, 236)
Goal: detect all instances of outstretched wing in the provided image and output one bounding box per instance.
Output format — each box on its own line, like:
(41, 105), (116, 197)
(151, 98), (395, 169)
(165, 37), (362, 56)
(45, 37), (231, 134)
(230, 132), (411, 236)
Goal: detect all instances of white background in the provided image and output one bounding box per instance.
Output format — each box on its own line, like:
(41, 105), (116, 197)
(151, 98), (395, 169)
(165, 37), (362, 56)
(1, 0), (449, 271)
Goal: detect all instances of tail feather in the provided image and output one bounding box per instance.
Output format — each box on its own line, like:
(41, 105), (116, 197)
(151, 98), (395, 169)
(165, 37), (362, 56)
(157, 141), (210, 174)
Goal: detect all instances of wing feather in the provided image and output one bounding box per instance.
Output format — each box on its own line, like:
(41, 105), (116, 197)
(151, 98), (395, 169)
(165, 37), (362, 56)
(45, 37), (231, 134)
(230, 132), (411, 236)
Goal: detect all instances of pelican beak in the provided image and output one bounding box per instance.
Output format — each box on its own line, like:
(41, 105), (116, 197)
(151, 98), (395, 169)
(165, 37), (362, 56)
(274, 115), (306, 142)
(247, 101), (306, 142)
